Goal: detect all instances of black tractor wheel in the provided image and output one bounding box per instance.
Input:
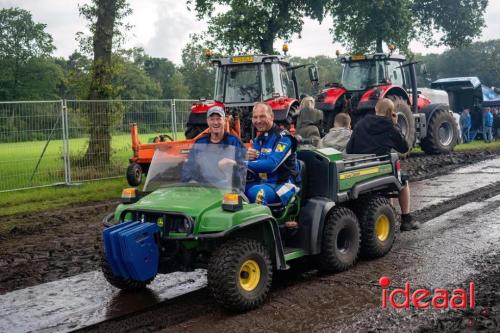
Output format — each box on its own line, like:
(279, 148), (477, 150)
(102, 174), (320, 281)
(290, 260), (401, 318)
(207, 238), (273, 312)
(126, 163), (143, 186)
(390, 96), (415, 155)
(185, 125), (207, 139)
(317, 207), (360, 273)
(354, 196), (397, 259)
(101, 257), (154, 291)
(420, 109), (458, 154)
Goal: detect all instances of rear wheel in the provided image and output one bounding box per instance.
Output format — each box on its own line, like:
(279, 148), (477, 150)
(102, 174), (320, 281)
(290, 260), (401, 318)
(318, 207), (360, 272)
(208, 238), (272, 312)
(354, 196), (397, 259)
(420, 109), (458, 154)
(389, 96), (415, 155)
(185, 125), (207, 139)
(126, 163), (142, 186)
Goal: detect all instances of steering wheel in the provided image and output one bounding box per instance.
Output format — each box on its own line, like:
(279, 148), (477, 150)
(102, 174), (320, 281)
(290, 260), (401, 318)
(240, 85), (259, 100)
(246, 169), (260, 183)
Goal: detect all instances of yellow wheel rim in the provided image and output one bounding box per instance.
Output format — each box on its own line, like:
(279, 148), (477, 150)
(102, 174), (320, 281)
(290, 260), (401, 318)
(239, 259), (261, 291)
(375, 215), (390, 241)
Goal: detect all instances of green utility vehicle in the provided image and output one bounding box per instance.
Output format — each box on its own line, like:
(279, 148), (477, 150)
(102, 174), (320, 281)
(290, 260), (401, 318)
(102, 143), (404, 311)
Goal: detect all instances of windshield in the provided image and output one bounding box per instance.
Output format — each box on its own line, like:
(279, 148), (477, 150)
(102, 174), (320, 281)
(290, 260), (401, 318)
(214, 64), (262, 103)
(341, 60), (385, 91)
(143, 143), (247, 193)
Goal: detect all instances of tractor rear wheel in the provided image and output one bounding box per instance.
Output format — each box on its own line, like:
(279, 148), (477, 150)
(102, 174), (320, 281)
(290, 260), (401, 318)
(126, 163), (143, 186)
(185, 125), (207, 139)
(354, 196), (397, 259)
(208, 238), (272, 312)
(390, 96), (415, 155)
(318, 207), (360, 272)
(101, 257), (153, 291)
(420, 109), (458, 154)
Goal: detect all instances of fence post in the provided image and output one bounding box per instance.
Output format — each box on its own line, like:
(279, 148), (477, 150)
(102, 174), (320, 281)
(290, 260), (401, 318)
(61, 99), (72, 185)
(171, 99), (178, 140)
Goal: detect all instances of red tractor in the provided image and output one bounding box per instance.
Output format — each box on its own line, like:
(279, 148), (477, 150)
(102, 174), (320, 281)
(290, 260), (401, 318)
(315, 53), (458, 154)
(184, 54), (318, 142)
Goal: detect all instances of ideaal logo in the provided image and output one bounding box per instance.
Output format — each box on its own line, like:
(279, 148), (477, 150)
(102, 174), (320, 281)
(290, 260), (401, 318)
(379, 276), (475, 309)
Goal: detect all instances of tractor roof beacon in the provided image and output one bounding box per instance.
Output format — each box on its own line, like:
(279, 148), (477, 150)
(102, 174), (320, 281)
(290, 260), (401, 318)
(315, 52), (459, 155)
(102, 143), (405, 312)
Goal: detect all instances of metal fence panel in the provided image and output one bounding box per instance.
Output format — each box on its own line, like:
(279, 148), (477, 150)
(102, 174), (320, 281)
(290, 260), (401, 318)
(172, 99), (197, 139)
(0, 101), (65, 192)
(65, 100), (196, 182)
(0, 99), (197, 191)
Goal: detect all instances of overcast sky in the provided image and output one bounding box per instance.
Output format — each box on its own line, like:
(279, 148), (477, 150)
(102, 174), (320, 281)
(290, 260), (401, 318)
(2, 0), (500, 64)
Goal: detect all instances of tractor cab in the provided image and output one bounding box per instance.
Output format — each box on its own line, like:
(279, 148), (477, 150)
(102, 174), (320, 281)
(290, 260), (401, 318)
(339, 54), (407, 92)
(213, 55), (299, 105)
(186, 55), (319, 142)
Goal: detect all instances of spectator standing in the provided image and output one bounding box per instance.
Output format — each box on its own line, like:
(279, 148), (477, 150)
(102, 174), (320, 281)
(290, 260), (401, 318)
(483, 107), (493, 143)
(492, 108), (500, 140)
(460, 108), (472, 143)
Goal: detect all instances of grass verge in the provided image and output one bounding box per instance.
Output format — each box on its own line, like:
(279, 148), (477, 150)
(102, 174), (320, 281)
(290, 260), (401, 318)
(0, 178), (127, 218)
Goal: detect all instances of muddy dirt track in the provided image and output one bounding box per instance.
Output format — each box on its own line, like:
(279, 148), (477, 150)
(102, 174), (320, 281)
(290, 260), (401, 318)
(1, 148), (499, 332)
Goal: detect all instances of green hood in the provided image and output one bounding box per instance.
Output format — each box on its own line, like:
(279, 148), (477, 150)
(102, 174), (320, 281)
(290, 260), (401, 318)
(129, 186), (227, 219)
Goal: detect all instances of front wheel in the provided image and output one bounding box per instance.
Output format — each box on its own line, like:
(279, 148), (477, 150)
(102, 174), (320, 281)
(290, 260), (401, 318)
(420, 110), (458, 154)
(207, 238), (273, 312)
(126, 163), (143, 186)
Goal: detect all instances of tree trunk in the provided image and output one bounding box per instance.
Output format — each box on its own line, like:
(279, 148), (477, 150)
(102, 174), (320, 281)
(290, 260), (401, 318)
(84, 0), (118, 166)
(376, 37), (383, 53)
(259, 37), (274, 54)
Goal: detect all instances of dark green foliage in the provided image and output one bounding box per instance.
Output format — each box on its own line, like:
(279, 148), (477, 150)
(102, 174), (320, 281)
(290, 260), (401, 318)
(179, 34), (215, 100)
(417, 39), (500, 88)
(187, 0), (328, 54)
(0, 7), (58, 100)
(289, 55), (342, 96)
(329, 0), (488, 53)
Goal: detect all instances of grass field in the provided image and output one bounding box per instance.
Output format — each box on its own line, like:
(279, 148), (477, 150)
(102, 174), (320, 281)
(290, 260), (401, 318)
(0, 131), (186, 192)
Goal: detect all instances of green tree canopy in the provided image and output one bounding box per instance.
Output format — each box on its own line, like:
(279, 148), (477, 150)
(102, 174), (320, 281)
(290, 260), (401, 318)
(417, 39), (500, 88)
(187, 0), (328, 54)
(0, 7), (55, 61)
(179, 34), (215, 99)
(0, 7), (57, 100)
(329, 0), (488, 53)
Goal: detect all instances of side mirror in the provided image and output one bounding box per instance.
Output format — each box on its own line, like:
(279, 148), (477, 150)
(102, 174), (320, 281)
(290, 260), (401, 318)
(308, 66), (319, 82)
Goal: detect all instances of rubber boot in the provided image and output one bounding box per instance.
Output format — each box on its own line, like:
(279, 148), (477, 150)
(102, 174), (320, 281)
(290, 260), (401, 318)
(400, 214), (420, 231)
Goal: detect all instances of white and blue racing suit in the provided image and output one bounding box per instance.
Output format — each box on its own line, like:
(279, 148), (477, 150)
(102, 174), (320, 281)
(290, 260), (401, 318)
(245, 125), (300, 206)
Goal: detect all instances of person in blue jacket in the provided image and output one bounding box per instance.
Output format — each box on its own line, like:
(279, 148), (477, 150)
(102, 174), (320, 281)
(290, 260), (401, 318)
(245, 102), (300, 206)
(459, 108), (472, 143)
(182, 106), (246, 189)
(483, 107), (494, 143)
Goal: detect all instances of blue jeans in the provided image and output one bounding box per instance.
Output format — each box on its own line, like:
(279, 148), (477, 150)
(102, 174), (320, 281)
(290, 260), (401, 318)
(484, 126), (493, 142)
(461, 127), (470, 143)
